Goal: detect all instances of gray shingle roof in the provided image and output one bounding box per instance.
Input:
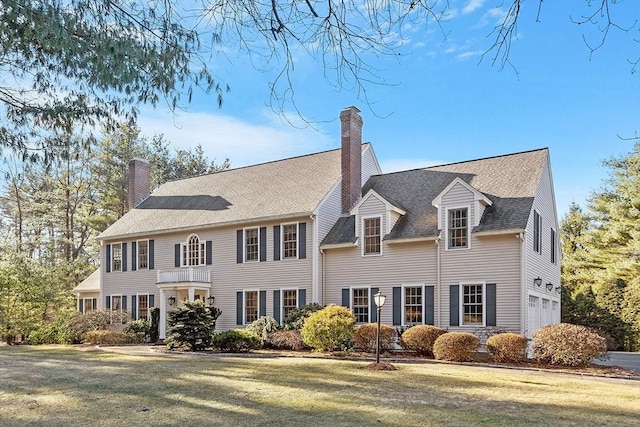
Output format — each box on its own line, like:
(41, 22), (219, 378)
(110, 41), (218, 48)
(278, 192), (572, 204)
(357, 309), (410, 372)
(98, 146), (369, 240)
(73, 268), (100, 293)
(322, 148), (547, 245)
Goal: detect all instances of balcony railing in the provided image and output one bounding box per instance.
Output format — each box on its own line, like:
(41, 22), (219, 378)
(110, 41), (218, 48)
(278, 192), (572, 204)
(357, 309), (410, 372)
(157, 268), (211, 284)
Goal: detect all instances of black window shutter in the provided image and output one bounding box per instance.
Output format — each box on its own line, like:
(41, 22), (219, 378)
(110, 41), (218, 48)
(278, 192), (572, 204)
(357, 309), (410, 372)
(106, 295), (111, 309)
(370, 287), (379, 323)
(131, 241), (137, 271)
(425, 286), (435, 325)
(174, 244), (180, 267)
(236, 292), (243, 325)
(450, 285), (460, 326)
(486, 283), (497, 326)
(206, 240), (213, 265)
(106, 244), (111, 273)
(122, 295), (127, 311)
(273, 225), (281, 261)
(273, 290), (281, 323)
(392, 287), (402, 325)
(259, 290), (267, 316)
(149, 294), (155, 308)
(131, 295), (137, 319)
(259, 227), (267, 262)
(342, 288), (350, 308)
(299, 289), (306, 307)
(122, 243), (128, 272)
(299, 222), (307, 259)
(236, 230), (243, 263)
(149, 240), (155, 270)
(78, 299), (83, 313)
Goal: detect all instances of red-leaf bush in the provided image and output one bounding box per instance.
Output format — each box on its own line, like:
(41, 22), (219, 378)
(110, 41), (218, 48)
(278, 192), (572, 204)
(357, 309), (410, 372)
(399, 325), (447, 357)
(433, 332), (479, 362)
(352, 323), (396, 353)
(532, 323), (607, 366)
(486, 332), (528, 363)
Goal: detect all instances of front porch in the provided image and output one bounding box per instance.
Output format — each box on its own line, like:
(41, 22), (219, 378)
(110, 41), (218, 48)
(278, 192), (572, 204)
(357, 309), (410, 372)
(156, 268), (213, 339)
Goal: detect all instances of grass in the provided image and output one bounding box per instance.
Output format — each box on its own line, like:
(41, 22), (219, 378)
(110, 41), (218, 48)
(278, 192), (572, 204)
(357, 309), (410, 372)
(0, 345), (638, 427)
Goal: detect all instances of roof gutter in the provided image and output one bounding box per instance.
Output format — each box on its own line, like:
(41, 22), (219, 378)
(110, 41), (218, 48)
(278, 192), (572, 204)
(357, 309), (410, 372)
(319, 241), (358, 250)
(385, 236), (438, 245)
(473, 228), (525, 237)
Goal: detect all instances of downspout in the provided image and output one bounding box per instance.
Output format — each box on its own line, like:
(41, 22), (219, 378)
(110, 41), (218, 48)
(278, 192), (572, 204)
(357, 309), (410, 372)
(310, 213), (319, 305)
(320, 248), (326, 306)
(435, 231), (442, 327)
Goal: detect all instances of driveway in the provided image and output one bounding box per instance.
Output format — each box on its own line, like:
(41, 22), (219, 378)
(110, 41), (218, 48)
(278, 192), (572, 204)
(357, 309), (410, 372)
(593, 352), (640, 374)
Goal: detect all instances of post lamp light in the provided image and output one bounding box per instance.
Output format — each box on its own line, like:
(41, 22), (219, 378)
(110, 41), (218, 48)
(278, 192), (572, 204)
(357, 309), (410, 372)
(373, 291), (387, 364)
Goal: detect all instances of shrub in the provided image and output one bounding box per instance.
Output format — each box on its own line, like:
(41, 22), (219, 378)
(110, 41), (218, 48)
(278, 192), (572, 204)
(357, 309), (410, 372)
(433, 332), (479, 362)
(246, 316), (280, 341)
(283, 303), (323, 330)
(123, 319), (150, 343)
(165, 301), (217, 351)
(27, 322), (73, 345)
(352, 323), (396, 353)
(301, 304), (355, 352)
(399, 325), (447, 357)
(66, 309), (129, 343)
(265, 330), (308, 350)
(533, 323), (607, 366)
(212, 329), (262, 353)
(83, 330), (139, 345)
(486, 332), (528, 363)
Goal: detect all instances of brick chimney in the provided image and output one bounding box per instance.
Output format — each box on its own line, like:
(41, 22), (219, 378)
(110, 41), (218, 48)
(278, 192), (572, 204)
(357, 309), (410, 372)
(340, 106), (363, 213)
(128, 158), (151, 210)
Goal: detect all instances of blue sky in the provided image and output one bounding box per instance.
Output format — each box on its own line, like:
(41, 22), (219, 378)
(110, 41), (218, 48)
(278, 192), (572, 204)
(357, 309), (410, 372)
(137, 0), (640, 219)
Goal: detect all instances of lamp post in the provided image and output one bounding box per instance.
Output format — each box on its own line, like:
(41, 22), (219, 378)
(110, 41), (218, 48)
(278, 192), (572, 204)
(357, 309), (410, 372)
(373, 291), (387, 364)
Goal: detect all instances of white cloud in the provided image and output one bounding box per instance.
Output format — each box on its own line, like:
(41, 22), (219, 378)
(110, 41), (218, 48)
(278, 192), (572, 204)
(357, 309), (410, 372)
(456, 50), (484, 61)
(462, 0), (485, 15)
(380, 158), (444, 173)
(136, 108), (334, 168)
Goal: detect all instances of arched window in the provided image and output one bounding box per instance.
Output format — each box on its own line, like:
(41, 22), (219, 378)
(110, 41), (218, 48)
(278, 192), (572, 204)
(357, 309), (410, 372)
(182, 234), (205, 266)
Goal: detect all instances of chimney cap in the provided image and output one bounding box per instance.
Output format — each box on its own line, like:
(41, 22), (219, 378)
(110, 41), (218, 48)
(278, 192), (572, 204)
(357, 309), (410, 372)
(341, 105), (361, 114)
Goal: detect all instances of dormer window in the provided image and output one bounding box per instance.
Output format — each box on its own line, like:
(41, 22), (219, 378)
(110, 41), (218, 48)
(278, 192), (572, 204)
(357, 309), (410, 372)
(182, 234), (205, 266)
(363, 216), (381, 255)
(448, 208), (469, 249)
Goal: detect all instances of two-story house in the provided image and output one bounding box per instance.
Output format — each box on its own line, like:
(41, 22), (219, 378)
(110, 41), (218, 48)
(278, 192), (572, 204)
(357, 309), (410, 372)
(74, 106), (560, 340)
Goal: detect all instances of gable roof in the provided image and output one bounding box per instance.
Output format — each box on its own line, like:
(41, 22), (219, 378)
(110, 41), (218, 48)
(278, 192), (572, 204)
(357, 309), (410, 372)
(72, 268), (100, 293)
(98, 145), (370, 240)
(322, 148), (548, 245)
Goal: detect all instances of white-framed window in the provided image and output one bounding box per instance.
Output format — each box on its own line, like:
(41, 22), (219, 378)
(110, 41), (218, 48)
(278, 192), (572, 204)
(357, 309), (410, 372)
(352, 288), (370, 323)
(244, 228), (259, 262)
(550, 228), (557, 264)
(111, 243), (122, 272)
(182, 234), (205, 266)
(533, 210), (542, 254)
(137, 294), (149, 320)
(137, 240), (149, 270)
(82, 298), (96, 313)
(363, 216), (381, 256)
(282, 289), (298, 320)
(447, 207), (469, 249)
(282, 223), (298, 259)
(404, 286), (423, 325)
(110, 295), (123, 324)
(244, 290), (259, 324)
(461, 283), (483, 325)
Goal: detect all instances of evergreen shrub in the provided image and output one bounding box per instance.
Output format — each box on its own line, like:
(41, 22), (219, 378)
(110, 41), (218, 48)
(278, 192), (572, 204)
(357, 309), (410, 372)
(399, 325), (447, 357)
(352, 323), (396, 353)
(165, 301), (216, 351)
(283, 303), (323, 330)
(301, 304), (355, 352)
(246, 316), (279, 341)
(486, 332), (528, 363)
(212, 329), (262, 353)
(433, 332), (479, 362)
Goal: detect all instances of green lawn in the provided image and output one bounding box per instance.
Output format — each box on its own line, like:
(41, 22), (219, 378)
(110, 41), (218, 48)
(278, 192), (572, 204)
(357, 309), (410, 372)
(0, 345), (638, 426)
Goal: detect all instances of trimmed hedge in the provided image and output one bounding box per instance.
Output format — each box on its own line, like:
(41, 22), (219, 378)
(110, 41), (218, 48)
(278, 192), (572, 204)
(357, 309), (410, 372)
(83, 330), (139, 345)
(486, 332), (528, 363)
(266, 330), (307, 350)
(212, 329), (262, 353)
(533, 323), (607, 366)
(301, 304), (355, 352)
(399, 325), (447, 357)
(352, 323), (396, 353)
(433, 332), (479, 362)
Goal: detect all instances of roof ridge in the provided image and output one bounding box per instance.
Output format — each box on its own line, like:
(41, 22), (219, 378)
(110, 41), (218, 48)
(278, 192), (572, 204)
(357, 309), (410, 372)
(162, 142), (372, 185)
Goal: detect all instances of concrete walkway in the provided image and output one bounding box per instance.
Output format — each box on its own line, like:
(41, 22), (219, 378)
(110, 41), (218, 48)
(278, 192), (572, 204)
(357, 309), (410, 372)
(593, 351), (640, 374)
